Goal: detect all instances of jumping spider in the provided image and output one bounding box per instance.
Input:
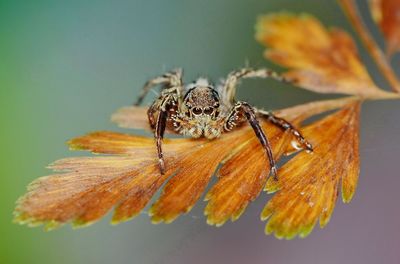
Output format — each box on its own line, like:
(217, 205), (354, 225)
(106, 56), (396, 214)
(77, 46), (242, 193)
(135, 68), (313, 178)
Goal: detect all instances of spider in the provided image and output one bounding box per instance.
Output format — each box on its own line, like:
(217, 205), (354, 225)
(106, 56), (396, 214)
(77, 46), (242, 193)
(134, 68), (313, 179)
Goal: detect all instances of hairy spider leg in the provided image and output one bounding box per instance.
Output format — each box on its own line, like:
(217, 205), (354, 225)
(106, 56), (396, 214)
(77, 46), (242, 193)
(226, 101), (278, 179)
(134, 68), (183, 106)
(154, 93), (177, 174)
(147, 102), (158, 129)
(257, 110), (313, 152)
(220, 67), (313, 152)
(220, 67), (294, 108)
(134, 69), (184, 170)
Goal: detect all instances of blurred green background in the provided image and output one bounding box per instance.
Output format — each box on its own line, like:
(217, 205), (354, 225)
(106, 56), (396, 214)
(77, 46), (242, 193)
(1, 0), (399, 263)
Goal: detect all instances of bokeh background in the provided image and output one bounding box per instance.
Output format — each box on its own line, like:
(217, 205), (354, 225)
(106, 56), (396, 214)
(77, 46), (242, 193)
(1, 0), (399, 263)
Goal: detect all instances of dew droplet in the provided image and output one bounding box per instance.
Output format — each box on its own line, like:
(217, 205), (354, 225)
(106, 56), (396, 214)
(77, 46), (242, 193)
(291, 140), (302, 150)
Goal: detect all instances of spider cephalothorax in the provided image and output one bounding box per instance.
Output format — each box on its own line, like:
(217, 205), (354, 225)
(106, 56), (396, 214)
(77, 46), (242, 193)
(135, 68), (313, 177)
(176, 78), (223, 139)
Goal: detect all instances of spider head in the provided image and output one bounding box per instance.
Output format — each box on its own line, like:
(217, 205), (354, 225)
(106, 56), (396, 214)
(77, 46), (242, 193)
(183, 78), (220, 118)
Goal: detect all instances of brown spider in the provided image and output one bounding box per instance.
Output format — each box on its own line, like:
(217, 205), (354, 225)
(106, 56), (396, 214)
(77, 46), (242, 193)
(134, 68), (313, 178)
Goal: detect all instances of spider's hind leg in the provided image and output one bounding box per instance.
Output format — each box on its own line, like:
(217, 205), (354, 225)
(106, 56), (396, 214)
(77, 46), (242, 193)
(257, 110), (313, 152)
(220, 67), (294, 107)
(134, 68), (183, 106)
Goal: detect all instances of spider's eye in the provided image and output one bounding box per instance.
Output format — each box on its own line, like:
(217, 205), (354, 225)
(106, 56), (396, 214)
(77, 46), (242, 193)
(203, 107), (214, 115)
(192, 107), (203, 115)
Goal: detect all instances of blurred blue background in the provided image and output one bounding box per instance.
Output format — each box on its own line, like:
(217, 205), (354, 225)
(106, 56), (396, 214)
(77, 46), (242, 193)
(1, 0), (399, 263)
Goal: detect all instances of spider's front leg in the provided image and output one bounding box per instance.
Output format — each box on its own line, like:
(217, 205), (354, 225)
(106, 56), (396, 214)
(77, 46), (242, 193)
(220, 67), (312, 152)
(225, 101), (278, 179)
(135, 69), (184, 174)
(154, 94), (176, 174)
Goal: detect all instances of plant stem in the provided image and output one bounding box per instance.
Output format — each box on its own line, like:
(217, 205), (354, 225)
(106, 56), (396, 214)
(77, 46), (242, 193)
(338, 0), (400, 93)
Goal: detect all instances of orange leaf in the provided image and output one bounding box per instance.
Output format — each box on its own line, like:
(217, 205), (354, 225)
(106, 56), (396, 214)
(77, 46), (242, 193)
(14, 98), (359, 234)
(14, 128), (266, 229)
(370, 0), (400, 57)
(262, 102), (361, 239)
(204, 126), (290, 226)
(148, 129), (254, 224)
(111, 106), (153, 131)
(256, 12), (395, 99)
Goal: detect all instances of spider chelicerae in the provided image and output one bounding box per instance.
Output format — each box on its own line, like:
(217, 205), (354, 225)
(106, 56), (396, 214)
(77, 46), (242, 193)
(134, 68), (313, 178)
